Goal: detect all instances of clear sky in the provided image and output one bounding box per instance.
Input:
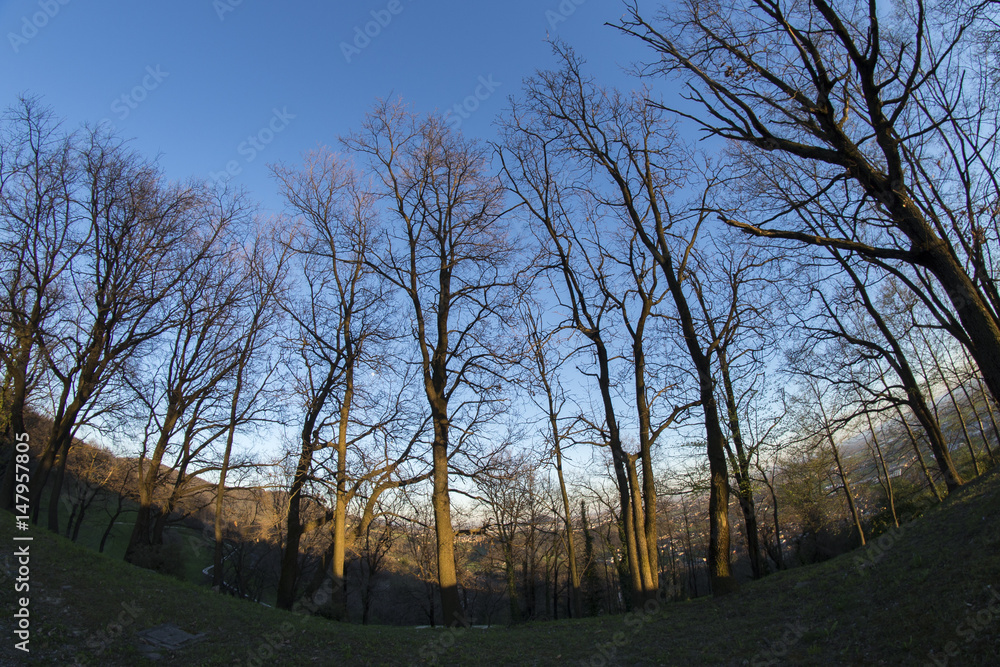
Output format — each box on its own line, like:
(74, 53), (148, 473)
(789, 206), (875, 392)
(2, 0), (703, 479)
(2, 0), (656, 214)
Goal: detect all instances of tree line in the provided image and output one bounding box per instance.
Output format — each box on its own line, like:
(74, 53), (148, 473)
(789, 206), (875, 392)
(2, 0), (998, 627)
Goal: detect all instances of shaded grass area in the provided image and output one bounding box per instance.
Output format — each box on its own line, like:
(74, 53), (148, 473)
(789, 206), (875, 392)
(2, 467), (1000, 666)
(37, 487), (218, 589)
(31, 486), (137, 560)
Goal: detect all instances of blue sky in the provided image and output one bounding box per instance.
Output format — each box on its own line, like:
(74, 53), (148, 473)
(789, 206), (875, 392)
(3, 0), (706, 476)
(2, 0), (655, 214)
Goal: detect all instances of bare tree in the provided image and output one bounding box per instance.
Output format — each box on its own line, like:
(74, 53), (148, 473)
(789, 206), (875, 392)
(271, 149), (394, 612)
(97, 455), (137, 554)
(788, 375), (867, 547)
(521, 308), (585, 617)
(344, 100), (523, 625)
(123, 202), (264, 562)
(62, 443), (117, 542)
(206, 233), (285, 590)
(478, 450), (538, 623)
(0, 97), (78, 510)
(688, 231), (786, 580)
(353, 492), (401, 625)
(32, 128), (227, 532)
(617, 0), (1000, 412)
(501, 47), (740, 595)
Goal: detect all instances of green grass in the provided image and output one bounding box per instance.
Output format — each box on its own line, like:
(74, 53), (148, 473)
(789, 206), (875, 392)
(38, 488), (219, 588)
(3, 467), (1000, 665)
(35, 487), (139, 561)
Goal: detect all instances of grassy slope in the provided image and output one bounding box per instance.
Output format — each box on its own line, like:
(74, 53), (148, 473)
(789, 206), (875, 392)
(2, 468), (1000, 666)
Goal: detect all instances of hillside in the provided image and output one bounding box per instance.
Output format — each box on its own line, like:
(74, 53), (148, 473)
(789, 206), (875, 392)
(2, 467), (999, 666)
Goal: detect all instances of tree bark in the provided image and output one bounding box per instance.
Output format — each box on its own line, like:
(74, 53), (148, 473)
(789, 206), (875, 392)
(329, 369), (354, 620)
(429, 403), (462, 626)
(276, 427), (318, 609)
(718, 349), (764, 579)
(817, 394), (866, 547)
(833, 254), (963, 492)
(892, 403), (944, 502)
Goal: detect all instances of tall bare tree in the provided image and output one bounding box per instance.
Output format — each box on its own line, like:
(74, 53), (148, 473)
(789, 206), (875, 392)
(618, 0), (1000, 411)
(272, 149), (396, 612)
(123, 204), (270, 561)
(498, 139), (652, 603)
(478, 450), (538, 623)
(32, 128), (227, 532)
(521, 308), (584, 617)
(344, 100), (523, 624)
(502, 47), (740, 594)
(0, 97), (78, 510)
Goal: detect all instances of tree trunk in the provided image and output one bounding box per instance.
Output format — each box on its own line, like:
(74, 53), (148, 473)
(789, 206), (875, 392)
(718, 350), (764, 579)
(125, 405), (180, 561)
(70, 492), (91, 542)
(893, 403), (944, 502)
(626, 455), (656, 599)
(545, 393), (581, 617)
(590, 338), (646, 606)
(430, 406), (463, 627)
(919, 243), (1000, 414)
(31, 406), (74, 524)
(504, 540), (520, 623)
(276, 427), (317, 610)
(865, 410), (898, 528)
(681, 500), (698, 598)
(819, 397), (865, 547)
(625, 287), (661, 598)
(99, 502), (124, 554)
(329, 369), (354, 620)
(760, 472), (784, 571)
(945, 343), (993, 472)
(213, 360), (247, 591)
(642, 222), (734, 595)
(926, 337), (980, 476)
